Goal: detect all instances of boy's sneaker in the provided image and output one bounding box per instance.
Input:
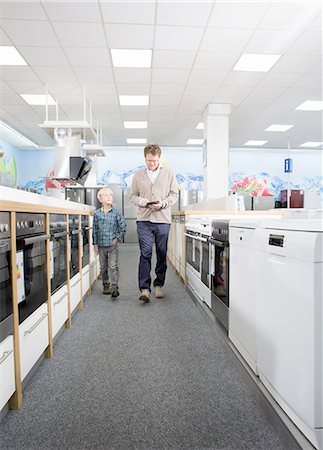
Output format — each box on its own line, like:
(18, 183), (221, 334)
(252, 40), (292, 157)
(110, 285), (119, 298)
(138, 289), (150, 303)
(103, 283), (111, 295)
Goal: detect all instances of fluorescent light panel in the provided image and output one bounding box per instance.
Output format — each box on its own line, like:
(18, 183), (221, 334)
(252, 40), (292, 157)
(295, 100), (323, 111)
(0, 120), (38, 147)
(127, 138), (147, 144)
(233, 53), (281, 72)
(0, 46), (27, 65)
(124, 121), (147, 129)
(265, 124), (294, 132)
(119, 95), (149, 106)
(196, 122), (204, 130)
(111, 49), (152, 68)
(244, 140), (268, 146)
(187, 139), (204, 145)
(299, 141), (323, 148)
(20, 94), (56, 106)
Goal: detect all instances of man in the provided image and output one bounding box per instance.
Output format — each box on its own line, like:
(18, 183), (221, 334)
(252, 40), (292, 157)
(130, 144), (178, 303)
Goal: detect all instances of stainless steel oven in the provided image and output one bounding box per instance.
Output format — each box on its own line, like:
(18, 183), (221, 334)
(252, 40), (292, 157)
(16, 213), (50, 324)
(209, 220), (230, 333)
(69, 214), (80, 278)
(0, 212), (13, 341)
(49, 214), (68, 294)
(185, 228), (202, 275)
(81, 215), (89, 268)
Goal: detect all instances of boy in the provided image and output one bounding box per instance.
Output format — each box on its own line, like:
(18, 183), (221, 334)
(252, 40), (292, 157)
(92, 187), (127, 298)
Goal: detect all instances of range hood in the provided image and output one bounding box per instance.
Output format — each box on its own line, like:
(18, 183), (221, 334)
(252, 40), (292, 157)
(53, 135), (93, 185)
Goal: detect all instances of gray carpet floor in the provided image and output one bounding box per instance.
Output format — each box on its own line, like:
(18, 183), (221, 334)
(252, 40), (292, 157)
(0, 244), (302, 450)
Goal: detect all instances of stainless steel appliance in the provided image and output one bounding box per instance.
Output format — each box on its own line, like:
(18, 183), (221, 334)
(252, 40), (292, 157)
(209, 219), (230, 333)
(16, 213), (50, 324)
(68, 214), (80, 278)
(49, 214), (68, 294)
(0, 212), (13, 341)
(81, 215), (90, 268)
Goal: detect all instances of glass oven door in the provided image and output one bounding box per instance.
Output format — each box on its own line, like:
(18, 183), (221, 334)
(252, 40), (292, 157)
(50, 231), (68, 294)
(16, 235), (49, 324)
(209, 238), (229, 307)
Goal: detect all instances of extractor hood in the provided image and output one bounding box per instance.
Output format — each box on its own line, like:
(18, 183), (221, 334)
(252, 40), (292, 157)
(69, 156), (93, 185)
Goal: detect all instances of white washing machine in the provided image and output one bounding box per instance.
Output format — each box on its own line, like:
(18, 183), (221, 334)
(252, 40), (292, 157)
(254, 218), (323, 449)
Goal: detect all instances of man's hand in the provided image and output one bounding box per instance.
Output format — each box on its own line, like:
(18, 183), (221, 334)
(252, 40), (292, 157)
(148, 201), (162, 210)
(139, 198), (149, 207)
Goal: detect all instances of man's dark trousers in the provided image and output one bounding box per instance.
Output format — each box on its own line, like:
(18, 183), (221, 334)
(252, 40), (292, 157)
(137, 221), (171, 291)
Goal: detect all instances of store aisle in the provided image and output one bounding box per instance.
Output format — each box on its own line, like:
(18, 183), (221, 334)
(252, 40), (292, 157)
(0, 245), (302, 450)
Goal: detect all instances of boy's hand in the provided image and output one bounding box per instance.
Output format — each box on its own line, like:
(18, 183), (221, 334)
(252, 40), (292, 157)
(112, 238), (119, 245)
(94, 245), (99, 254)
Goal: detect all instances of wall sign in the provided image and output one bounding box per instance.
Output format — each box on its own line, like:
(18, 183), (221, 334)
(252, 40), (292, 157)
(284, 158), (293, 173)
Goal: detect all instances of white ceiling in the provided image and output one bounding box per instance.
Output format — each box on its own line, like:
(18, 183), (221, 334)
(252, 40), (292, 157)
(0, 0), (321, 150)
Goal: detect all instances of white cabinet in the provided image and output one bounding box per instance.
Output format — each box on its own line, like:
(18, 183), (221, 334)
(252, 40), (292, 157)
(82, 265), (90, 297)
(51, 286), (68, 339)
(0, 335), (15, 410)
(19, 303), (49, 381)
(90, 260), (96, 285)
(70, 273), (81, 313)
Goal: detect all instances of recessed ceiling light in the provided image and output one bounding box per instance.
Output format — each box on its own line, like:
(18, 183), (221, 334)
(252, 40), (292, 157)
(295, 100), (323, 111)
(196, 122), (204, 130)
(119, 95), (149, 106)
(265, 124), (294, 132)
(299, 141), (323, 148)
(233, 53), (281, 72)
(20, 94), (56, 106)
(111, 49), (152, 68)
(124, 121), (147, 129)
(127, 138), (147, 144)
(244, 140), (268, 146)
(0, 46), (27, 65)
(187, 139), (204, 145)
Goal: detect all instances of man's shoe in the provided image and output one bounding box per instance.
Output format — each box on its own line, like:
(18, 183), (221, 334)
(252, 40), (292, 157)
(103, 283), (111, 295)
(154, 286), (165, 298)
(138, 289), (150, 303)
(110, 285), (119, 298)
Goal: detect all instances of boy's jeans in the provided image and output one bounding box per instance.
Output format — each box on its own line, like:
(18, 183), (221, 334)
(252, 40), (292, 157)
(98, 244), (119, 286)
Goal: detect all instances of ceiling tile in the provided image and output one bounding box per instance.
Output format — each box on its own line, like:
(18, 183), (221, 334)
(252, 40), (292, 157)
(32, 66), (77, 82)
(291, 73), (322, 89)
(52, 22), (106, 47)
(116, 83), (150, 95)
(105, 23), (154, 49)
(150, 83), (185, 96)
(153, 50), (195, 69)
(184, 82), (220, 97)
(84, 83), (117, 95)
(201, 27), (254, 52)
(1, 20), (60, 46)
(223, 72), (266, 87)
(157, 2), (212, 27)
(155, 25), (204, 51)
(113, 68), (151, 84)
(73, 67), (114, 83)
(150, 95), (181, 106)
(64, 47), (111, 67)
(208, 2), (268, 28)
(245, 29), (302, 54)
(271, 53), (321, 73)
(43, 2), (101, 22)
(258, 72), (304, 88)
(287, 32), (322, 55)
(152, 68), (190, 84)
(0, 2), (47, 20)
(101, 2), (155, 24)
(18, 46), (69, 66)
(258, 3), (322, 31)
(193, 52), (240, 70)
(188, 69), (227, 85)
(0, 66), (40, 82)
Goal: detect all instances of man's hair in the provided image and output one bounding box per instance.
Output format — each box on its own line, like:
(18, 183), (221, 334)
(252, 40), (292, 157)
(144, 143), (161, 157)
(97, 187), (113, 201)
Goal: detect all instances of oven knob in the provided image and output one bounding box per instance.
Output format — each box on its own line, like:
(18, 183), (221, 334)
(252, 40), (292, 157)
(0, 224), (4, 233)
(4, 224), (9, 232)
(20, 222), (24, 229)
(24, 221), (28, 228)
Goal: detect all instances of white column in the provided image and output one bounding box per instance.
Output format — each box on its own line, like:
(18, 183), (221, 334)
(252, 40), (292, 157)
(203, 103), (231, 200)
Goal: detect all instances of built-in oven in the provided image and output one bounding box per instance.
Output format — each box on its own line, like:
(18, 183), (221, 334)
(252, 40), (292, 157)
(209, 220), (230, 333)
(0, 212), (13, 342)
(81, 215), (89, 268)
(68, 214), (80, 278)
(16, 213), (50, 324)
(49, 214), (68, 294)
(185, 228), (202, 275)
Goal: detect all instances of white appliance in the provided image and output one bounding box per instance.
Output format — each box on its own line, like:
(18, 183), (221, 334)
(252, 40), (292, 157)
(254, 218), (323, 449)
(229, 219), (261, 374)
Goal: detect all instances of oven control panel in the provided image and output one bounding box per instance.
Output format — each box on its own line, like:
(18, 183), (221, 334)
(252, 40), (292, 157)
(16, 213), (46, 237)
(0, 212), (10, 239)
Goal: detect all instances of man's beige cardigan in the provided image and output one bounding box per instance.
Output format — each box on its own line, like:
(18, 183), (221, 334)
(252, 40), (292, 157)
(130, 166), (178, 224)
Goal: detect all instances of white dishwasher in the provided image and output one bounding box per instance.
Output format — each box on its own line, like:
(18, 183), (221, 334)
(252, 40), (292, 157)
(254, 218), (323, 450)
(229, 219), (261, 374)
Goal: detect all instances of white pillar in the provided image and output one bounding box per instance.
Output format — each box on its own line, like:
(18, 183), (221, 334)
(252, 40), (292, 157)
(203, 103), (231, 200)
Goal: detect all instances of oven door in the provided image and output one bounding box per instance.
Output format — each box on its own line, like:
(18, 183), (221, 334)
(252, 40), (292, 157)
(70, 229), (80, 278)
(82, 226), (89, 268)
(16, 234), (49, 324)
(209, 237), (229, 331)
(50, 231), (68, 294)
(0, 238), (13, 340)
(185, 232), (202, 274)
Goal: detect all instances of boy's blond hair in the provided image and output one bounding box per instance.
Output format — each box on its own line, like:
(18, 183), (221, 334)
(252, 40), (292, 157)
(97, 187), (113, 202)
